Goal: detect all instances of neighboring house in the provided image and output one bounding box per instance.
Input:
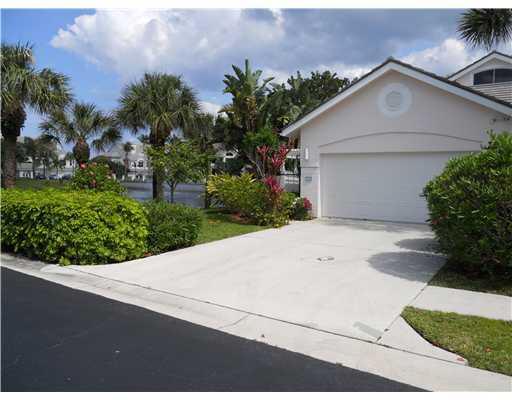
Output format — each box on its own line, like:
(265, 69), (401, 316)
(101, 142), (151, 181)
(16, 136), (76, 178)
(282, 51), (512, 223)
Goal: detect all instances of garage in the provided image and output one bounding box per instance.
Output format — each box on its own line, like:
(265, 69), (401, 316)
(281, 57), (512, 221)
(320, 152), (462, 223)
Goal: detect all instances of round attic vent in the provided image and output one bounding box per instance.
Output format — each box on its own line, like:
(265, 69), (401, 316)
(378, 83), (412, 117)
(385, 91), (402, 110)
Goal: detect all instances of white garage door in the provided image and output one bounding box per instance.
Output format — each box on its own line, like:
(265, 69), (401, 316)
(320, 152), (461, 223)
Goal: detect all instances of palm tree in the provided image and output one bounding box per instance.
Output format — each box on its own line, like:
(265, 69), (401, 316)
(458, 9), (512, 50)
(221, 59), (274, 134)
(117, 73), (200, 201)
(1, 42), (71, 188)
(40, 102), (121, 165)
(122, 141), (134, 179)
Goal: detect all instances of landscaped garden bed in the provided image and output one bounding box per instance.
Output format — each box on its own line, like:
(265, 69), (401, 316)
(402, 306), (512, 376)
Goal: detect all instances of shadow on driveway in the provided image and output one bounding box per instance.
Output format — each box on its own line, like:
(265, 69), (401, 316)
(367, 251), (445, 283)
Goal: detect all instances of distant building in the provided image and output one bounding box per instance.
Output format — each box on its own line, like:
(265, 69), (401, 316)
(100, 142), (151, 181)
(16, 136), (76, 179)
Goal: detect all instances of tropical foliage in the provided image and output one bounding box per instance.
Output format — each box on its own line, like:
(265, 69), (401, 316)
(423, 132), (512, 274)
(70, 162), (126, 194)
(117, 73), (200, 200)
(40, 102), (121, 165)
(1, 42), (71, 188)
(458, 9), (512, 49)
(207, 172), (290, 227)
(266, 70), (352, 131)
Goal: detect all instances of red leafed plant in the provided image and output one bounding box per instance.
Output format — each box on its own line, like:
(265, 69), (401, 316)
(257, 143), (290, 210)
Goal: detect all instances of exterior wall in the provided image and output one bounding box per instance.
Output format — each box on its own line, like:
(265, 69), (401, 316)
(299, 70), (512, 217)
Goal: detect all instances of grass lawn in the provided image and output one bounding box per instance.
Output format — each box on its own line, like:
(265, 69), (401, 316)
(197, 209), (267, 244)
(429, 261), (512, 297)
(402, 306), (512, 376)
(14, 178), (69, 190)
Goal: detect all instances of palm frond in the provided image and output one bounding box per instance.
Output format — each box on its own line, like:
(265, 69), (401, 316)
(458, 8), (512, 49)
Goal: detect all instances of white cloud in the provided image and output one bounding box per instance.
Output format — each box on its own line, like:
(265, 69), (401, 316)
(261, 62), (372, 88)
(199, 101), (222, 116)
(51, 9), (285, 80)
(261, 67), (291, 85)
(401, 38), (484, 76)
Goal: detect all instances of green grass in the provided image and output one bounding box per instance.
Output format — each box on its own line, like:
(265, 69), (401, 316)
(197, 209), (267, 244)
(402, 306), (512, 376)
(430, 261), (512, 297)
(14, 178), (69, 190)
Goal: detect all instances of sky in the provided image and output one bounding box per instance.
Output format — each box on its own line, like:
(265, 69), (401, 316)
(2, 8), (511, 143)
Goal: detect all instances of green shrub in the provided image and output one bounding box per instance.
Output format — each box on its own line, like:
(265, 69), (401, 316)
(207, 172), (290, 227)
(290, 197), (313, 220)
(423, 132), (512, 273)
(281, 191), (298, 216)
(1, 189), (148, 265)
(70, 162), (126, 194)
(144, 201), (203, 254)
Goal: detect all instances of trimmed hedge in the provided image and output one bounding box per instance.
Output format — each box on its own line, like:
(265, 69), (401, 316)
(423, 132), (512, 273)
(144, 201), (203, 254)
(1, 189), (148, 265)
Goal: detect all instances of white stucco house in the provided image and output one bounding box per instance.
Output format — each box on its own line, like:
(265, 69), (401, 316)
(282, 51), (512, 223)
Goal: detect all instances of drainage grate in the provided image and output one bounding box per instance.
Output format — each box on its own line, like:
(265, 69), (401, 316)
(317, 256), (335, 262)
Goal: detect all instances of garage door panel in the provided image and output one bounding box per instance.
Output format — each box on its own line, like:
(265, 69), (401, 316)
(320, 152), (460, 223)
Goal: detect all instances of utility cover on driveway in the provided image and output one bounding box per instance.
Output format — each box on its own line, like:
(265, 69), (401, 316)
(72, 219), (445, 342)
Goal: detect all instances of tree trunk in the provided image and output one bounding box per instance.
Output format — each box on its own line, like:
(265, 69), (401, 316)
(150, 129), (165, 202)
(1, 107), (26, 188)
(73, 139), (90, 165)
(204, 163), (211, 209)
(2, 134), (18, 188)
(170, 183), (175, 203)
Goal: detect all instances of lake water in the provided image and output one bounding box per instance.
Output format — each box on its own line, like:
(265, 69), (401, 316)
(123, 182), (205, 208)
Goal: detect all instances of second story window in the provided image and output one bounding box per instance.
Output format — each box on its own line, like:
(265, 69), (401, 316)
(138, 160), (144, 168)
(474, 68), (512, 85)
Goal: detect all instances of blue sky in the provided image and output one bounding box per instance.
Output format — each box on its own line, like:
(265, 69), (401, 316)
(3, 8), (507, 143)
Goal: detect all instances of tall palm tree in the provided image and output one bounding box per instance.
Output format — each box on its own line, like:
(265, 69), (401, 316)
(221, 59), (274, 134)
(1, 42), (72, 188)
(40, 102), (121, 165)
(117, 73), (200, 201)
(458, 9), (512, 50)
(122, 141), (134, 179)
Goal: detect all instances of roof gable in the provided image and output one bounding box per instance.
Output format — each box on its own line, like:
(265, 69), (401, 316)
(448, 51), (512, 81)
(281, 57), (512, 136)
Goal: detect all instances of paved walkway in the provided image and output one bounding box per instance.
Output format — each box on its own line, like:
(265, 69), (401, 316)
(412, 286), (511, 321)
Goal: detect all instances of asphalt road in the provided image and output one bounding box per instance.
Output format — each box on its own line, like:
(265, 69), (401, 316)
(1, 268), (421, 391)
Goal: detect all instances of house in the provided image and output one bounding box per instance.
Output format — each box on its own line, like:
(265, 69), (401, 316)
(282, 51), (512, 223)
(101, 142), (151, 181)
(16, 136), (77, 179)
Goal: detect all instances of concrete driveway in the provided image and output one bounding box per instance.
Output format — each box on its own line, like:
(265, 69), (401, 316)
(72, 218), (445, 342)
